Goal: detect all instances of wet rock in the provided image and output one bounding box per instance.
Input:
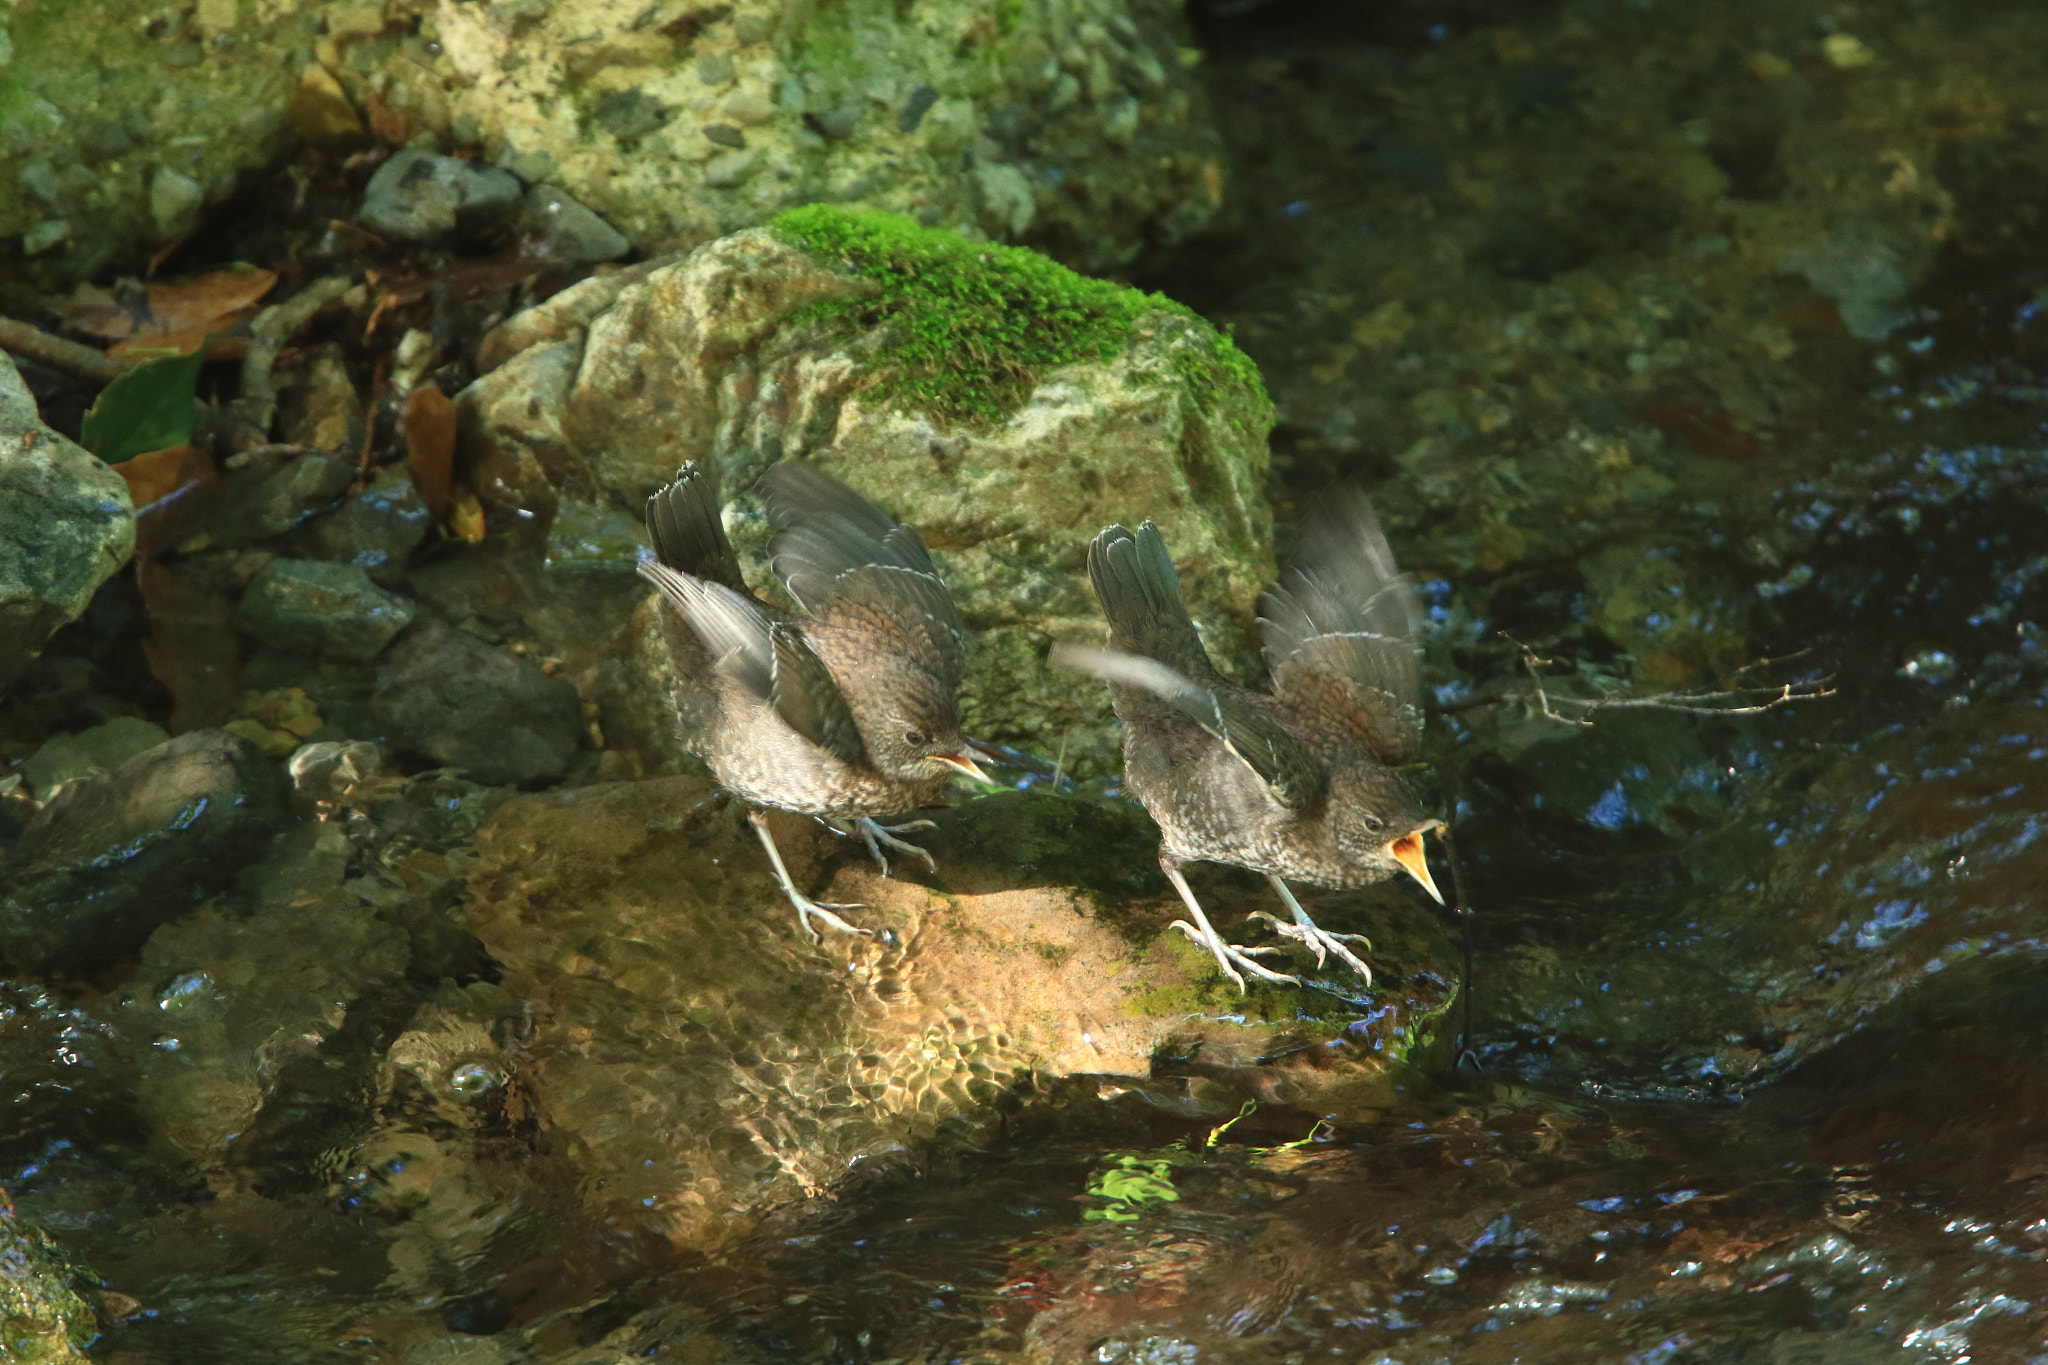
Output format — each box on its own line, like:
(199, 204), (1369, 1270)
(209, 449), (354, 548)
(370, 620), (584, 785)
(457, 772), (1456, 1249)
(463, 210), (1275, 768)
(16, 716), (170, 801)
(0, 731), (290, 975)
(510, 182), (631, 266)
(236, 558), (417, 662)
(357, 148), (523, 245)
(0, 1208), (96, 1364)
(0, 355), (135, 687)
(281, 467), (433, 588)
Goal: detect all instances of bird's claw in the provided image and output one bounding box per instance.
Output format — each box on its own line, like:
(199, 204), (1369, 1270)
(792, 894), (871, 943)
(855, 817), (940, 877)
(1246, 912), (1373, 983)
(1169, 918), (1301, 992)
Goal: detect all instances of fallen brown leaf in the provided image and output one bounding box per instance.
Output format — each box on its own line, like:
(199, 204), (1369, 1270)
(448, 486), (487, 544)
(404, 383), (458, 522)
(113, 445), (213, 512)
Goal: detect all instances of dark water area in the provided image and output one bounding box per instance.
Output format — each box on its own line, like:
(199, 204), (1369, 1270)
(5, 0), (2048, 1361)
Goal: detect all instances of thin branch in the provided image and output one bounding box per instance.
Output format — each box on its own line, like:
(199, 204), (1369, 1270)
(0, 315), (131, 385)
(1430, 635), (1834, 725)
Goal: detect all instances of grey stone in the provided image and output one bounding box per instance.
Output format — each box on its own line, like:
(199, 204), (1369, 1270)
(284, 466), (433, 586)
(805, 103), (862, 141)
(211, 451), (354, 547)
(702, 148), (759, 188)
(371, 621), (584, 785)
(511, 183), (631, 265)
(238, 559), (417, 661)
(0, 731), (290, 975)
(693, 52), (735, 87)
(359, 148), (524, 244)
(21, 219), (68, 255)
(897, 82), (939, 133)
(18, 717), (171, 801)
(703, 122), (746, 149)
(150, 165), (204, 237)
(0, 355), (135, 687)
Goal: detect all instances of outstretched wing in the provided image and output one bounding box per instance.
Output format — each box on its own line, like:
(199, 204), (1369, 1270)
(1259, 487), (1424, 763)
(1050, 643), (1323, 810)
(759, 461), (967, 692)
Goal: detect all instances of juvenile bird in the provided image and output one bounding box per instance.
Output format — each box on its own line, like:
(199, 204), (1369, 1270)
(1052, 491), (1441, 991)
(639, 460), (989, 940)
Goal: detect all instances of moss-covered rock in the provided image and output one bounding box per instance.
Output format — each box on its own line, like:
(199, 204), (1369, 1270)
(0, 1212), (96, 1364)
(462, 209), (1274, 769)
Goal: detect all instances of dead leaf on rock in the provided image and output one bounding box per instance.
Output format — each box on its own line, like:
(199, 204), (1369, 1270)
(448, 487), (487, 544)
(113, 445), (214, 516)
(107, 266), (277, 359)
(403, 383), (458, 522)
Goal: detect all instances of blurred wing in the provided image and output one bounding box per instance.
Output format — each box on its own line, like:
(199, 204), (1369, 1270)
(769, 622), (867, 766)
(637, 562), (773, 701)
(1050, 643), (1323, 809)
(761, 461), (967, 690)
(1260, 488), (1424, 762)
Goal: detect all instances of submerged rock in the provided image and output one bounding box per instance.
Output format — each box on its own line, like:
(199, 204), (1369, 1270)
(457, 772), (1459, 1250)
(462, 208), (1275, 768)
(282, 466), (433, 587)
(370, 620), (585, 785)
(0, 355), (135, 687)
(0, 731), (289, 976)
(16, 716), (170, 802)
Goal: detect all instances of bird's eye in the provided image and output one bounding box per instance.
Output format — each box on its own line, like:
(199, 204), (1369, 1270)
(904, 729), (928, 747)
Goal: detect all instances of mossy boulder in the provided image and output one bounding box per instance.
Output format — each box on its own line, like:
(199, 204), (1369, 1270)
(461, 207), (1276, 770)
(0, 1212), (96, 1364)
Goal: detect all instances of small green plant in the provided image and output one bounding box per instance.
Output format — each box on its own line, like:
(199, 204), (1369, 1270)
(1083, 1154), (1184, 1222)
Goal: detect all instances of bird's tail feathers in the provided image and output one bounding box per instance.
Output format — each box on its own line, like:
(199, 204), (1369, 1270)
(1085, 522), (1210, 672)
(646, 462), (746, 591)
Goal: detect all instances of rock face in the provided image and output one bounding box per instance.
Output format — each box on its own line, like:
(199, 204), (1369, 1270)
(4, 0), (1220, 284)
(0, 355), (134, 687)
(461, 208), (1275, 768)
(0, 731), (290, 976)
(458, 772), (1459, 1249)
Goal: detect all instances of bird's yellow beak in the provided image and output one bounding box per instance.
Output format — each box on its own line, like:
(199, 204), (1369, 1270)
(934, 753), (993, 784)
(1385, 823), (1444, 904)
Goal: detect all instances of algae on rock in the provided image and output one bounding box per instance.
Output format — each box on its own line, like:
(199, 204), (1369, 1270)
(462, 208), (1275, 770)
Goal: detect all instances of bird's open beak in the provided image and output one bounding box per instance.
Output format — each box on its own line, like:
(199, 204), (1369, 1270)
(934, 753), (993, 784)
(1385, 822), (1444, 904)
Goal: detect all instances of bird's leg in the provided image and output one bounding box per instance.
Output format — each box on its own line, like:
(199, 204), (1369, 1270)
(748, 810), (871, 942)
(1159, 855), (1300, 993)
(1247, 875), (1374, 984)
(853, 816), (939, 877)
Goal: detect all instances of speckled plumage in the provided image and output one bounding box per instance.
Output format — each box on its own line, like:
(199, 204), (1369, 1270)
(639, 460), (985, 938)
(1055, 490), (1441, 990)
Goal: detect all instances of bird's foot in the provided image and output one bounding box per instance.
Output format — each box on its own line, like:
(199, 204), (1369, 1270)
(854, 817), (939, 877)
(1168, 918), (1301, 992)
(1246, 911), (1374, 983)
(790, 892), (872, 943)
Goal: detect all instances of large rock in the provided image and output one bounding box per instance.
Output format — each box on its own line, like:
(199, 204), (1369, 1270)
(0, 731), (290, 975)
(0, 1209), (96, 1365)
(0, 354), (134, 687)
(236, 558), (416, 662)
(461, 209), (1275, 767)
(3, 0), (1220, 285)
(457, 772), (1459, 1250)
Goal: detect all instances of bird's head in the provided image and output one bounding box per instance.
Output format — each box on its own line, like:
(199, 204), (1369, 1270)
(845, 659), (989, 785)
(1327, 763), (1443, 903)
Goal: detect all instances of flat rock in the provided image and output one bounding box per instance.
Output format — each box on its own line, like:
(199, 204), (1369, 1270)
(357, 148), (523, 244)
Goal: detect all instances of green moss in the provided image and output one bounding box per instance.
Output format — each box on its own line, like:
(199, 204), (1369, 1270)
(771, 204), (1271, 431)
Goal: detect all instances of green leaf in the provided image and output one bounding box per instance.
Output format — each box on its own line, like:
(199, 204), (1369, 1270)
(80, 351), (204, 461)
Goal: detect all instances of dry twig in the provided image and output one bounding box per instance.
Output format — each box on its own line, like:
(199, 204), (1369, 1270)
(1434, 636), (1834, 725)
(0, 315), (131, 385)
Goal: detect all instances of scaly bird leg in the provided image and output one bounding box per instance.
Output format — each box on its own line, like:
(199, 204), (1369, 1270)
(1159, 855), (1300, 993)
(748, 810), (871, 942)
(1247, 875), (1374, 985)
(854, 817), (939, 877)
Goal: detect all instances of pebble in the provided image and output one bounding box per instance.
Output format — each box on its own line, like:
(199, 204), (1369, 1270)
(150, 165), (204, 237)
(511, 184), (631, 265)
(360, 148), (523, 243)
(898, 83), (940, 133)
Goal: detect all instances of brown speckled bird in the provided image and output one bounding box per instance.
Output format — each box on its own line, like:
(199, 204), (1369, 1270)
(1052, 489), (1441, 991)
(639, 459), (989, 940)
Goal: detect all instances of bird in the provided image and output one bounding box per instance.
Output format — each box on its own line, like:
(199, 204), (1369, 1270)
(1051, 489), (1442, 991)
(637, 459), (990, 940)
